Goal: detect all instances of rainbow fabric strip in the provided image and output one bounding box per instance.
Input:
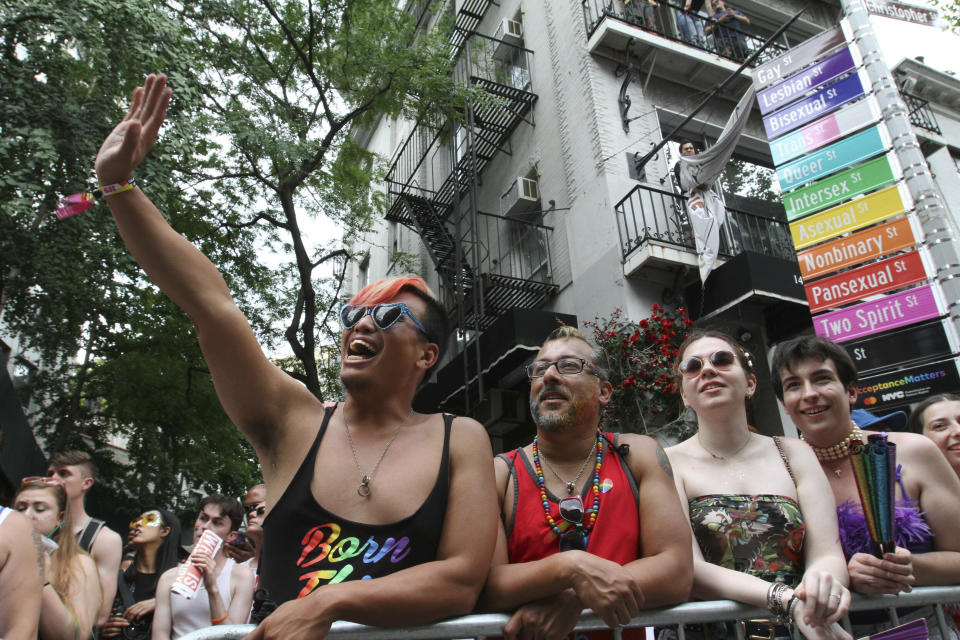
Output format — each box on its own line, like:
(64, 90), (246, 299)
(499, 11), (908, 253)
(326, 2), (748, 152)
(848, 433), (897, 557)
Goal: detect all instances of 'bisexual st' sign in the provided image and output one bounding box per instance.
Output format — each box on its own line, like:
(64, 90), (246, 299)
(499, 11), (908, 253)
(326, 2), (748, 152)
(763, 70), (867, 139)
(777, 125), (888, 192)
(784, 153), (900, 220)
(790, 183), (911, 250)
(804, 249), (930, 313)
(758, 47), (859, 115)
(813, 283), (944, 343)
(770, 97), (882, 166)
(796, 215), (921, 280)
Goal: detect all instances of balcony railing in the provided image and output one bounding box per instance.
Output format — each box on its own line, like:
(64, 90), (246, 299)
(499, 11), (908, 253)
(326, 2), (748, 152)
(180, 585), (960, 639)
(901, 91), (942, 135)
(615, 183), (796, 263)
(582, 0), (788, 67)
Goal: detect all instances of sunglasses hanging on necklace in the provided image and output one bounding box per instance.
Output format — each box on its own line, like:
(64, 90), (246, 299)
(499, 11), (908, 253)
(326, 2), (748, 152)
(532, 430), (604, 552)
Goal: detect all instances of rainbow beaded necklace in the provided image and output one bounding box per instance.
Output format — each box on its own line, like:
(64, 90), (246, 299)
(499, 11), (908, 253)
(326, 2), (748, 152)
(531, 430), (605, 545)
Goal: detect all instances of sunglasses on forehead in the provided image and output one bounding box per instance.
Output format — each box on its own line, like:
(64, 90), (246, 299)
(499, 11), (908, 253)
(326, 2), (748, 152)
(20, 475), (62, 487)
(339, 303), (429, 337)
(678, 349), (738, 377)
(557, 496), (587, 552)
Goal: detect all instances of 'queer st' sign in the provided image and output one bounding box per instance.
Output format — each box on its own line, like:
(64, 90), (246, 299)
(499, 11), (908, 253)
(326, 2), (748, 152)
(784, 154), (899, 220)
(812, 283), (944, 343)
(796, 215), (921, 281)
(790, 183), (911, 250)
(763, 71), (867, 139)
(776, 125), (888, 192)
(758, 47), (859, 115)
(804, 249), (930, 313)
(770, 97), (882, 166)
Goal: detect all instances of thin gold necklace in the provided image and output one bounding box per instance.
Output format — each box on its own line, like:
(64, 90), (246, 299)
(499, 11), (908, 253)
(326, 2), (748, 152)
(698, 431), (751, 460)
(344, 408), (414, 498)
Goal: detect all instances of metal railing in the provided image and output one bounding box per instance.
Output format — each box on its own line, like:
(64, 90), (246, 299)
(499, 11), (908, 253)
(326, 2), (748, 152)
(581, 0), (788, 67)
(474, 211), (553, 284)
(614, 183), (796, 263)
(180, 585), (960, 639)
(901, 91), (942, 135)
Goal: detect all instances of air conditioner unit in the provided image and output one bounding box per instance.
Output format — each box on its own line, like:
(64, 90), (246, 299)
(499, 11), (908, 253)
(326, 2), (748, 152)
(496, 18), (523, 45)
(500, 177), (540, 216)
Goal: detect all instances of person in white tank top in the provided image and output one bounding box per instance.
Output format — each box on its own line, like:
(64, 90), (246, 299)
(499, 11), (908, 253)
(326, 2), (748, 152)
(151, 495), (255, 639)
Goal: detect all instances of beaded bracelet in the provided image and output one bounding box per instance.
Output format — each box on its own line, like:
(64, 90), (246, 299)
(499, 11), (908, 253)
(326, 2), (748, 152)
(55, 178), (137, 220)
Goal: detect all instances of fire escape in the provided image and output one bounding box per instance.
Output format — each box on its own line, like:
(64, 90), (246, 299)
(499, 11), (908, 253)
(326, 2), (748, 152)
(385, 2), (554, 410)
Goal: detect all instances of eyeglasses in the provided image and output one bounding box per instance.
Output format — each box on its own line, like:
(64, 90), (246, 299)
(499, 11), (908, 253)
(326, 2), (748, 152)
(339, 303), (429, 337)
(129, 512), (164, 530)
(678, 349), (738, 377)
(526, 358), (598, 379)
(246, 505), (266, 518)
(557, 496), (587, 552)
(20, 476), (62, 487)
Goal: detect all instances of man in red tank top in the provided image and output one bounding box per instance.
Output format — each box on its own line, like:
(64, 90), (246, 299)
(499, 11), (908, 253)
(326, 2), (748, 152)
(479, 326), (693, 639)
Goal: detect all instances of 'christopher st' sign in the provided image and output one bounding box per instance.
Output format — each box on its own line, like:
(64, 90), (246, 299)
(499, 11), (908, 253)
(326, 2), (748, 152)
(812, 283), (944, 343)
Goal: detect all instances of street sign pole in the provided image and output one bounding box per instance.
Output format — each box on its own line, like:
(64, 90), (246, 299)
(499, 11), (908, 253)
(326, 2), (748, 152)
(841, 0), (960, 337)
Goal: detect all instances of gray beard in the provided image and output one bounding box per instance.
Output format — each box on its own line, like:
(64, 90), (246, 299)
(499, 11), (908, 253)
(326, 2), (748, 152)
(530, 399), (578, 433)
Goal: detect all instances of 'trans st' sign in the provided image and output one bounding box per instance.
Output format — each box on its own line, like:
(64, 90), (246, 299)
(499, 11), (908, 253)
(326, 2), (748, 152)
(812, 283), (944, 343)
(770, 97), (882, 166)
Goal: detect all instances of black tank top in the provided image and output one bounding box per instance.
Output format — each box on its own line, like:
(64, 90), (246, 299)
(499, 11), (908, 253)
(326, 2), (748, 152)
(258, 403), (453, 605)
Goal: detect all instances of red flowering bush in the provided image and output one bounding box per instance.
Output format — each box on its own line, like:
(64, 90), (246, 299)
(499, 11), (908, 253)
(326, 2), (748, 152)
(585, 304), (694, 437)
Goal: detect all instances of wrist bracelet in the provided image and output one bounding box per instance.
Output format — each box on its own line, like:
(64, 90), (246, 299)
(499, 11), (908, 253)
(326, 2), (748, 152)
(55, 177), (137, 221)
(210, 612), (228, 625)
(99, 178), (136, 197)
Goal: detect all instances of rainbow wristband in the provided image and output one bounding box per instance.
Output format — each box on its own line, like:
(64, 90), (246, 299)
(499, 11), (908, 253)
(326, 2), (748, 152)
(99, 178), (136, 197)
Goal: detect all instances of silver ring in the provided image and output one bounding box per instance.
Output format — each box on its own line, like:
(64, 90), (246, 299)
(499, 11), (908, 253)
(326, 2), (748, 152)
(830, 594), (841, 600)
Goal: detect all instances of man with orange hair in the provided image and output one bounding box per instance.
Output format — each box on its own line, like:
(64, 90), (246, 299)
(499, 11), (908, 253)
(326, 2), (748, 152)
(93, 74), (498, 639)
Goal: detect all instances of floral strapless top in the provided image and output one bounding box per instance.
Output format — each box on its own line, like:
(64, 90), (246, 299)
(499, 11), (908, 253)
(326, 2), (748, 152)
(689, 494), (805, 587)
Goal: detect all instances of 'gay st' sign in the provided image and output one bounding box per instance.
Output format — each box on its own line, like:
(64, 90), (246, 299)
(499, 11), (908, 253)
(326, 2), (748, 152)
(790, 183), (912, 250)
(813, 283), (944, 343)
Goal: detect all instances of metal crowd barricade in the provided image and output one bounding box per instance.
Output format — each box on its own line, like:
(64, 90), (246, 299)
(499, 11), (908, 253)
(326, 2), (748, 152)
(180, 585), (960, 640)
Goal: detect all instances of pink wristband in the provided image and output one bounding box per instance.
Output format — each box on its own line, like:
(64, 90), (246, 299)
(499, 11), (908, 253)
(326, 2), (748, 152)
(99, 178), (136, 196)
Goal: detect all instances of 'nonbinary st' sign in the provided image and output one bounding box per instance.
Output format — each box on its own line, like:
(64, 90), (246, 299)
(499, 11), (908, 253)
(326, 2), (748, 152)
(796, 215), (921, 280)
(813, 283), (944, 343)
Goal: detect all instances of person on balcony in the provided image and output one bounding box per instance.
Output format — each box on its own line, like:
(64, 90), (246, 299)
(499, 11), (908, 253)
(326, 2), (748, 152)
(93, 73), (499, 639)
(479, 325), (693, 639)
(676, 0), (707, 48)
(705, 0), (750, 61)
(667, 331), (852, 640)
(625, 0), (661, 32)
(772, 336), (960, 639)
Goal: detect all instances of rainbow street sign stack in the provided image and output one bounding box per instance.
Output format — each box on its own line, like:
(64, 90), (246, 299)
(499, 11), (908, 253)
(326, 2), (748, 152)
(752, 22), (960, 414)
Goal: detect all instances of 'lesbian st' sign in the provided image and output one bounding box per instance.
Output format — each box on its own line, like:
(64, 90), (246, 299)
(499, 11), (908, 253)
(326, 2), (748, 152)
(758, 46), (859, 115)
(812, 283), (944, 343)
(763, 70), (868, 139)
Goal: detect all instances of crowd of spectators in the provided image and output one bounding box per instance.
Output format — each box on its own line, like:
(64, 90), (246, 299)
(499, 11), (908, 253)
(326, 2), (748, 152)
(3, 74), (959, 640)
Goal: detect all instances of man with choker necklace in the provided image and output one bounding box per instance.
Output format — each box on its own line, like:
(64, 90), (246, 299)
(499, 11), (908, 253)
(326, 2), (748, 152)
(771, 336), (960, 605)
(479, 326), (692, 639)
(94, 74), (498, 640)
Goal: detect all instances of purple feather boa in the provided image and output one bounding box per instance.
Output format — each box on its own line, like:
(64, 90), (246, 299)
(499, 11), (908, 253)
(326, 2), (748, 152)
(836, 499), (934, 557)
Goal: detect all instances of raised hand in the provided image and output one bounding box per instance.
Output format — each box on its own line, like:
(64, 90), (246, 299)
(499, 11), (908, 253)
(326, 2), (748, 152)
(95, 73), (172, 186)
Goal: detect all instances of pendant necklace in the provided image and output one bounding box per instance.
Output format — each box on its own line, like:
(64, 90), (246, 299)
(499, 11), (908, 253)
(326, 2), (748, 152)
(698, 431), (751, 460)
(803, 421), (865, 477)
(539, 437), (598, 495)
(344, 407), (414, 497)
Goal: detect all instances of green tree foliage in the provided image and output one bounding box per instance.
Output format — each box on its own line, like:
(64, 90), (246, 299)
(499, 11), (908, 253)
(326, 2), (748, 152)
(169, 0), (478, 397)
(931, 0), (960, 33)
(0, 0), (264, 511)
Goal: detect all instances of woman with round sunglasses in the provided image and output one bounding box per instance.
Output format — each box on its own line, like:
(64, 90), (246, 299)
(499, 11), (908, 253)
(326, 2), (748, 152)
(665, 331), (851, 640)
(102, 509), (182, 639)
(13, 479), (101, 640)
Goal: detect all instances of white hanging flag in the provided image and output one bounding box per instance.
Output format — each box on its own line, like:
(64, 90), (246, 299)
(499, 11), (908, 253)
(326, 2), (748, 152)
(679, 85), (757, 284)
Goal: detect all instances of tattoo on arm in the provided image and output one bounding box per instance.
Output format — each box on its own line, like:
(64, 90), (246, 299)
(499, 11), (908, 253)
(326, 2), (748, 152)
(30, 528), (45, 577)
(656, 445), (674, 478)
